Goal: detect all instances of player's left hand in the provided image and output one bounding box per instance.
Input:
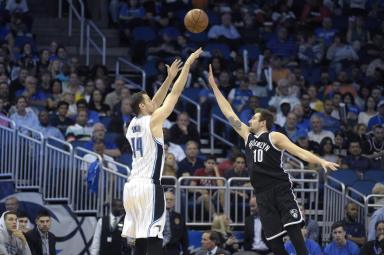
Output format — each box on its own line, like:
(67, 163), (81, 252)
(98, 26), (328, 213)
(166, 59), (183, 79)
(321, 160), (339, 172)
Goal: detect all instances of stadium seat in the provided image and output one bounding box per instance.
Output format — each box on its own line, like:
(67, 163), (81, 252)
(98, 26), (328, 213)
(205, 43), (231, 59)
(99, 116), (111, 128)
(186, 31), (209, 43)
(329, 169), (358, 187)
(364, 170), (384, 182)
(351, 180), (376, 196)
(182, 87), (201, 103)
(238, 44), (260, 61)
(159, 26), (180, 39)
(132, 26), (157, 43)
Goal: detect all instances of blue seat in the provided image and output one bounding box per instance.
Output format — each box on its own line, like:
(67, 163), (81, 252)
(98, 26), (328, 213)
(365, 170), (384, 182)
(182, 87), (201, 103)
(238, 44), (260, 61)
(329, 170), (358, 187)
(132, 26), (157, 43)
(143, 58), (159, 77)
(206, 43), (231, 59)
(99, 116), (111, 128)
(351, 180), (376, 196)
(186, 31), (208, 43)
(159, 26), (180, 39)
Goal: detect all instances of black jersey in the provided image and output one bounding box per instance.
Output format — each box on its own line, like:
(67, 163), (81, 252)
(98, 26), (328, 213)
(245, 132), (291, 193)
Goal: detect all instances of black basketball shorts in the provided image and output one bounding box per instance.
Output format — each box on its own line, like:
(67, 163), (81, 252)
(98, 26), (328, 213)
(256, 182), (304, 241)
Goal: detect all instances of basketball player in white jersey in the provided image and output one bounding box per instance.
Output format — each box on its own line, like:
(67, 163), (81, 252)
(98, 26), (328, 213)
(122, 48), (203, 255)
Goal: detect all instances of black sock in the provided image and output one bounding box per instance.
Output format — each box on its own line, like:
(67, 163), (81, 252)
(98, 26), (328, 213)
(147, 237), (163, 255)
(286, 224), (308, 255)
(134, 238), (147, 255)
(267, 236), (289, 255)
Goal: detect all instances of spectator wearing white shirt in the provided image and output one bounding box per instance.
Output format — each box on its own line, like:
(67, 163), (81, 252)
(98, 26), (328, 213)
(65, 110), (93, 142)
(308, 115), (335, 144)
(10, 96), (40, 134)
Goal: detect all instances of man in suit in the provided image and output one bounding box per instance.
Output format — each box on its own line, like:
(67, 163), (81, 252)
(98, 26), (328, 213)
(195, 230), (230, 255)
(25, 210), (56, 255)
(163, 191), (189, 255)
(243, 196), (271, 255)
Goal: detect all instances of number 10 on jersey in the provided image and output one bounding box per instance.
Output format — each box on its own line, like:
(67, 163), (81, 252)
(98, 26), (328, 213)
(131, 137), (143, 158)
(253, 149), (263, 163)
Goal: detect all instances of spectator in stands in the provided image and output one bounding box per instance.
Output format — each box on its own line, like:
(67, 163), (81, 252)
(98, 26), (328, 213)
(224, 153), (248, 181)
(300, 0), (331, 28)
(341, 202), (366, 246)
(292, 104), (310, 132)
(65, 109), (93, 142)
(358, 96), (377, 126)
(63, 71), (83, 100)
(108, 97), (133, 133)
(46, 79), (63, 111)
(361, 220), (384, 255)
(284, 226), (322, 255)
(76, 99), (100, 126)
(368, 100), (384, 130)
(341, 140), (371, 175)
(15, 76), (48, 111)
(268, 79), (300, 112)
(266, 26), (298, 59)
(324, 221), (360, 255)
(298, 32), (324, 85)
(163, 128), (185, 162)
(211, 214), (239, 254)
(162, 152), (178, 185)
(85, 123), (121, 158)
(163, 191), (189, 255)
(319, 137), (339, 164)
(90, 199), (130, 255)
(316, 99), (340, 133)
(10, 96), (40, 133)
(244, 196), (271, 255)
(37, 110), (64, 140)
(298, 204), (319, 242)
(17, 211), (32, 234)
(308, 115), (335, 144)
(208, 12), (241, 46)
(334, 131), (348, 158)
(50, 101), (74, 136)
(5, 0), (32, 31)
(0, 211), (31, 255)
(4, 197), (19, 212)
(191, 156), (225, 214)
(0, 82), (11, 113)
(105, 77), (127, 110)
(25, 210), (56, 255)
(195, 230), (230, 255)
(169, 112), (199, 145)
(88, 89), (111, 117)
(362, 125), (384, 169)
(368, 207), (384, 241)
(239, 95), (259, 124)
(228, 77), (254, 113)
(111, 87), (132, 117)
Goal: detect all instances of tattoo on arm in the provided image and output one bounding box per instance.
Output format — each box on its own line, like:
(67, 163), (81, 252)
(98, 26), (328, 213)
(229, 116), (242, 131)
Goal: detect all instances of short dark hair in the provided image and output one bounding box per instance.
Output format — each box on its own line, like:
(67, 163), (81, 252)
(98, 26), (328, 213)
(57, 100), (69, 109)
(4, 211), (17, 220)
(375, 220), (384, 230)
(205, 155), (216, 163)
(205, 230), (221, 245)
(76, 99), (88, 108)
(16, 96), (27, 105)
(16, 210), (28, 218)
(255, 109), (274, 131)
(36, 209), (51, 220)
(131, 91), (147, 115)
(331, 221), (345, 232)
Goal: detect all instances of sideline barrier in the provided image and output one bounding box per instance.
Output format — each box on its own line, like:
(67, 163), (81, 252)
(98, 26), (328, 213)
(0, 116), (16, 178)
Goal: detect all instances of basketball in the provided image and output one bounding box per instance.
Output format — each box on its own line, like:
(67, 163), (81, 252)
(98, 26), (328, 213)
(192, 0), (208, 8)
(184, 9), (209, 33)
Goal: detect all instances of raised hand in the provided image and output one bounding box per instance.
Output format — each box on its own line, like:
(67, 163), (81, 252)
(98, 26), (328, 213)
(321, 160), (339, 172)
(185, 47), (203, 66)
(208, 64), (218, 89)
(166, 59), (183, 80)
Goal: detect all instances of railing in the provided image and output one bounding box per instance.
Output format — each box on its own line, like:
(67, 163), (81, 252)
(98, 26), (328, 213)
(226, 177), (253, 226)
(66, 0), (85, 55)
(345, 186), (368, 234)
(0, 116), (16, 178)
(43, 137), (73, 202)
(15, 125), (44, 190)
(115, 57), (146, 91)
(210, 114), (234, 152)
(322, 176), (346, 244)
(86, 20), (106, 65)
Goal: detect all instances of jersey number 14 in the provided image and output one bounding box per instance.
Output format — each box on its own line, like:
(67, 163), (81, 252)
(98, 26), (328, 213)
(253, 149), (263, 163)
(131, 137), (143, 158)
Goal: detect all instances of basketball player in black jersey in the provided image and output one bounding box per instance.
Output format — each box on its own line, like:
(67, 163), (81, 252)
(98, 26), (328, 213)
(208, 65), (339, 255)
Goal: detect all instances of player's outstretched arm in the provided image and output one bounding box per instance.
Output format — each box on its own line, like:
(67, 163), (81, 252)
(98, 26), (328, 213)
(208, 64), (250, 141)
(270, 132), (339, 172)
(151, 48), (203, 137)
(151, 59), (183, 109)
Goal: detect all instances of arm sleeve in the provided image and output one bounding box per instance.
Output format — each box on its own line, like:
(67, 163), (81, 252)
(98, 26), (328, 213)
(90, 218), (102, 255)
(0, 235), (10, 255)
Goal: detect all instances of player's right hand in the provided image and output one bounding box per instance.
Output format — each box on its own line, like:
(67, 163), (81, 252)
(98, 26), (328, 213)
(185, 47), (203, 65)
(321, 160), (339, 172)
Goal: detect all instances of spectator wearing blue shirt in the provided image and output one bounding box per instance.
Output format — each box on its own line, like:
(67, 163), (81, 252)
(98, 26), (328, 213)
(266, 26), (298, 59)
(15, 76), (48, 111)
(37, 110), (64, 140)
(341, 140), (371, 176)
(341, 202), (366, 246)
(177, 141), (204, 178)
(10, 96), (40, 134)
(324, 222), (360, 255)
(227, 77), (254, 113)
(239, 96), (259, 124)
(76, 99), (100, 126)
(316, 99), (340, 133)
(315, 17), (338, 47)
(284, 226), (322, 255)
(368, 100), (384, 130)
(84, 123), (121, 158)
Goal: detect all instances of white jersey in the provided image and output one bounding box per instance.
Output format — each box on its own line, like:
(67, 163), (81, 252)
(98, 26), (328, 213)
(126, 115), (165, 180)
